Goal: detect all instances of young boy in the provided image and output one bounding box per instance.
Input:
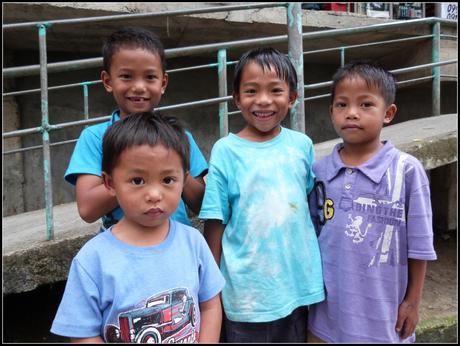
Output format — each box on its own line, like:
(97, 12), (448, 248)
(65, 27), (207, 230)
(199, 47), (325, 342)
(307, 61), (437, 343)
(51, 112), (225, 343)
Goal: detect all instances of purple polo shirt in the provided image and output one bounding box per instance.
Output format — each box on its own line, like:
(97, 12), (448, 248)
(308, 141), (437, 343)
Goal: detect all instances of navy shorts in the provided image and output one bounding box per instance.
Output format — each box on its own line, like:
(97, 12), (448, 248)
(225, 306), (308, 343)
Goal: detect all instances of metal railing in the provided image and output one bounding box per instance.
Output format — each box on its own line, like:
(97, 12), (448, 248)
(3, 3), (457, 240)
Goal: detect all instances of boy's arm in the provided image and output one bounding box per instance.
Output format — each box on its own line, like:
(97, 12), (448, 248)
(182, 173), (205, 215)
(203, 219), (225, 266)
(76, 174), (118, 223)
(198, 294), (222, 343)
(395, 259), (427, 339)
(71, 336), (104, 343)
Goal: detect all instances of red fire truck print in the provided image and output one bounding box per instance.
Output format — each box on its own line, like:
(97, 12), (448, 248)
(105, 288), (198, 343)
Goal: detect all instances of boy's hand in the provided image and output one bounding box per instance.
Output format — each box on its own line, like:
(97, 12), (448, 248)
(395, 300), (419, 340)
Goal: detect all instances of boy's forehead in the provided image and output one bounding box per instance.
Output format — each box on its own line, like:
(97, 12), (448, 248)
(114, 45), (160, 58)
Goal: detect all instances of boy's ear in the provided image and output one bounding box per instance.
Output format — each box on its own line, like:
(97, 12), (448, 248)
(383, 104), (397, 125)
(233, 92), (241, 109)
(102, 172), (116, 196)
(101, 70), (113, 93)
(288, 91), (298, 108)
(161, 72), (168, 95)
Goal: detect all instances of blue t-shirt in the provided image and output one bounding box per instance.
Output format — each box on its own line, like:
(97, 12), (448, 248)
(199, 127), (325, 322)
(65, 110), (208, 227)
(308, 141), (437, 343)
(51, 220), (225, 343)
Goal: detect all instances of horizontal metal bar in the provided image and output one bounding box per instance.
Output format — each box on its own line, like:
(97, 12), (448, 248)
(390, 59), (457, 74)
(3, 2), (287, 29)
(301, 17), (457, 41)
(2, 116), (111, 138)
(155, 96), (233, 112)
(3, 80), (101, 97)
(4, 17), (456, 79)
(3, 139), (78, 155)
(304, 59), (458, 91)
(304, 75), (439, 102)
(303, 34), (433, 55)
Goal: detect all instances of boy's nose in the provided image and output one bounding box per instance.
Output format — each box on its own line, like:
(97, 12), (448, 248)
(132, 80), (147, 93)
(346, 107), (359, 119)
(256, 92), (272, 105)
(145, 186), (162, 203)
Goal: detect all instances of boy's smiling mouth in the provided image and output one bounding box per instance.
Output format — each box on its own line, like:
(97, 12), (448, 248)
(252, 111), (275, 119)
(127, 96), (150, 102)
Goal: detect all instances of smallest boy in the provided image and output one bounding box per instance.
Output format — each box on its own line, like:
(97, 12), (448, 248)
(308, 61), (437, 343)
(51, 112), (225, 343)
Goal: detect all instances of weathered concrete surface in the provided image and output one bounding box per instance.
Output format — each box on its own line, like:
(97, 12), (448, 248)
(315, 113), (458, 167)
(3, 113), (457, 295)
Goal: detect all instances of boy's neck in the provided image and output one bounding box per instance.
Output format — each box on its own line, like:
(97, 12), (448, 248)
(237, 125), (282, 142)
(111, 218), (170, 247)
(339, 140), (384, 167)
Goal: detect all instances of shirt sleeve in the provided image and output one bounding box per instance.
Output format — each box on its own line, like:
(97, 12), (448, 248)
(50, 258), (103, 338)
(197, 234), (226, 302)
(185, 131), (208, 178)
(198, 143), (230, 224)
(405, 158), (437, 260)
(305, 137), (316, 195)
(64, 127), (103, 185)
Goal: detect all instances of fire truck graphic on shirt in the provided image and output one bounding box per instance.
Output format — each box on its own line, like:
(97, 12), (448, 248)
(105, 288), (198, 343)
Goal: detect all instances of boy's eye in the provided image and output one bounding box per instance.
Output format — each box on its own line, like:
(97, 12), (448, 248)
(131, 177), (144, 185)
(361, 102), (373, 108)
(334, 102), (346, 108)
(163, 177), (176, 185)
(119, 74), (131, 80)
(146, 74), (158, 80)
(272, 88), (284, 94)
(243, 89), (256, 95)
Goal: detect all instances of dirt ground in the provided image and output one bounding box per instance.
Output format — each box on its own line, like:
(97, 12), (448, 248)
(419, 231), (457, 323)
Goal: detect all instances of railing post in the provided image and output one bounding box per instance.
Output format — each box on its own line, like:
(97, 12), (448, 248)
(340, 47), (346, 67)
(38, 23), (54, 240)
(217, 49), (229, 137)
(287, 2), (305, 133)
(82, 83), (89, 122)
(432, 21), (441, 116)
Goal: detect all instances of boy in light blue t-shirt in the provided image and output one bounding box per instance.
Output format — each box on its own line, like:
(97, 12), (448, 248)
(65, 27), (207, 230)
(199, 47), (325, 343)
(52, 112), (225, 343)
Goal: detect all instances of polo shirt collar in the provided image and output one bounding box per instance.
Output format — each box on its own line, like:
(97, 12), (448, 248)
(110, 109), (121, 124)
(326, 140), (398, 183)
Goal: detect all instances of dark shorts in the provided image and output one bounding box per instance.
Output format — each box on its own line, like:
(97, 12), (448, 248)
(225, 306), (308, 343)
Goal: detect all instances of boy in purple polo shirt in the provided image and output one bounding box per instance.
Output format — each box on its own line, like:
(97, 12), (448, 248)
(307, 61), (437, 343)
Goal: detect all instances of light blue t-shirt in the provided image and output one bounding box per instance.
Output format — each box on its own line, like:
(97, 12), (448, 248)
(199, 127), (325, 322)
(65, 110), (208, 227)
(51, 220), (225, 343)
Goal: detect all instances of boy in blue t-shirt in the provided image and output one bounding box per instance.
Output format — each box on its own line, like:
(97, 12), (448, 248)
(199, 47), (325, 342)
(65, 27), (207, 230)
(51, 112), (225, 343)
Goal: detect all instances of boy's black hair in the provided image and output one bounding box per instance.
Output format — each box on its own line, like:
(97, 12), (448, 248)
(232, 47), (298, 94)
(331, 60), (397, 106)
(102, 26), (166, 73)
(102, 112), (190, 175)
